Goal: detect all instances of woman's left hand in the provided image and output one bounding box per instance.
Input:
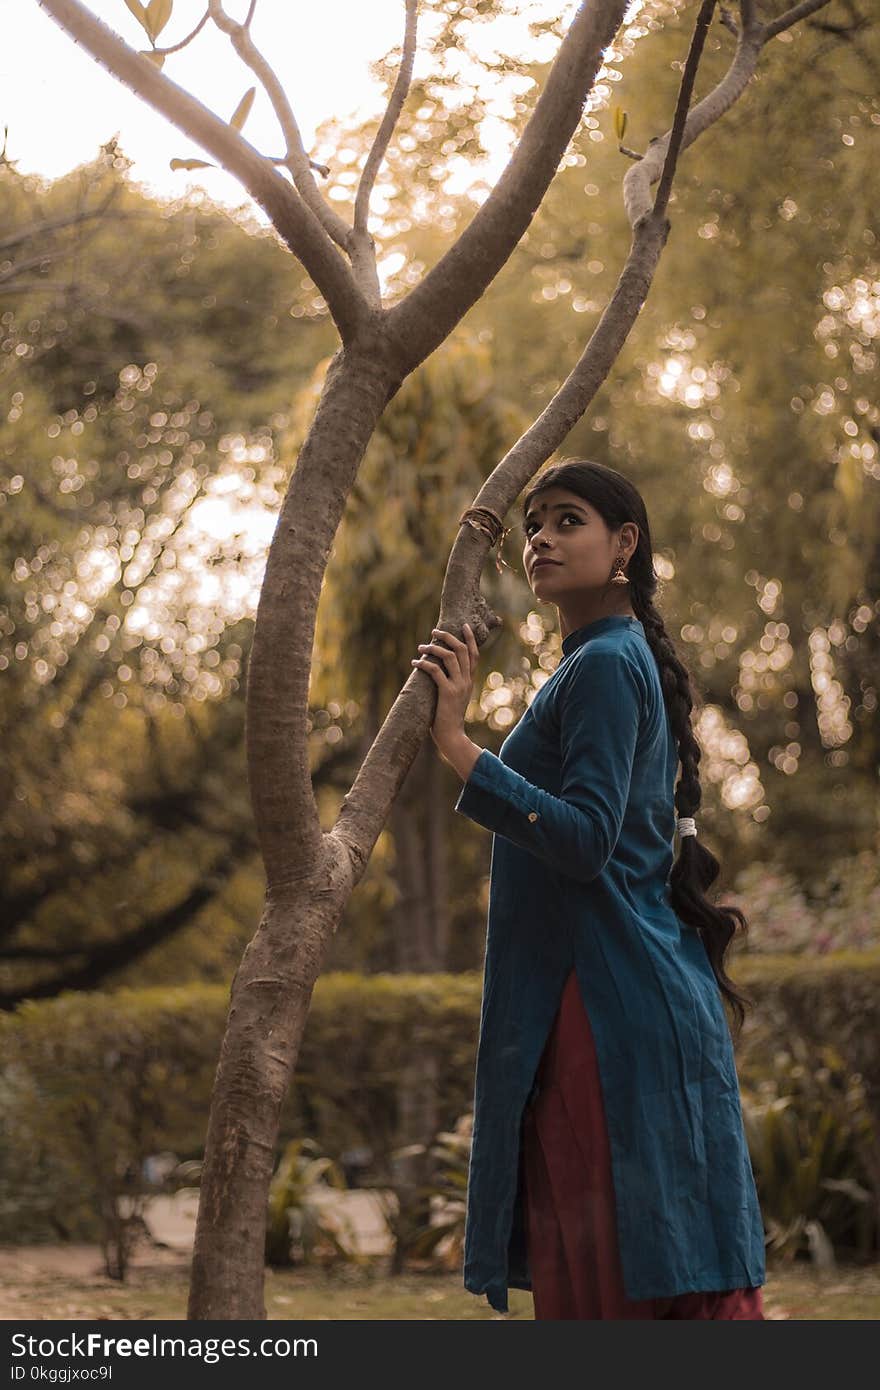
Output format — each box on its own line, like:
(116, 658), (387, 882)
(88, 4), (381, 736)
(411, 622), (480, 757)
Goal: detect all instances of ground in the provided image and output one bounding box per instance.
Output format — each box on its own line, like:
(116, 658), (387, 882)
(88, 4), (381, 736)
(2, 1244), (879, 1320)
(3, 1190), (878, 1320)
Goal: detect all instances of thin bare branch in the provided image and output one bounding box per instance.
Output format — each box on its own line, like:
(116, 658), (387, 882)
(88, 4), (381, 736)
(653, 0), (718, 220)
(36, 0), (368, 340)
(354, 0), (419, 238)
(762, 0), (834, 40)
(207, 0), (352, 253)
(153, 7), (210, 57)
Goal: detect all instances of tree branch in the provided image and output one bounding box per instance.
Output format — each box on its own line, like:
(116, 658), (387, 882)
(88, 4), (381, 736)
(206, 0), (353, 255)
(35, 0), (368, 341)
(762, 0), (835, 41)
(719, 6), (740, 36)
(0, 184), (120, 253)
(354, 0), (419, 239)
(152, 6), (210, 57)
(386, 0), (630, 372)
(621, 0), (832, 225)
(0, 834), (254, 1009)
(349, 0), (420, 306)
(653, 0), (718, 220)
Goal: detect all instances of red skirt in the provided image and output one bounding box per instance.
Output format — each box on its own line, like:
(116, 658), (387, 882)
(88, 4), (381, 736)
(522, 968), (765, 1320)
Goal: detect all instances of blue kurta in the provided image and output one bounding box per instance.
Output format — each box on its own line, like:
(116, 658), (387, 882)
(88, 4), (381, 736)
(454, 614), (765, 1313)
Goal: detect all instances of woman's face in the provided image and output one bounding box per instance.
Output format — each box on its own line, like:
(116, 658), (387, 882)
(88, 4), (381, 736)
(521, 486), (635, 599)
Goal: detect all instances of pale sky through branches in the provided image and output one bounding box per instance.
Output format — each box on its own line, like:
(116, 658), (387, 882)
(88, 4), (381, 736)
(4, 0), (593, 216)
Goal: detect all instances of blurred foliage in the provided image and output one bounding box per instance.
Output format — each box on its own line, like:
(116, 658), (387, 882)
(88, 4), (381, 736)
(724, 851), (880, 955)
(264, 1137), (357, 1270)
(0, 983), (219, 1273)
(741, 1041), (877, 1267)
(2, 955), (878, 1255)
(406, 1112), (472, 1270)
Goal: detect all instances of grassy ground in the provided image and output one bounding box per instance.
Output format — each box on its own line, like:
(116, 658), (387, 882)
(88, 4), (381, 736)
(2, 1249), (879, 1320)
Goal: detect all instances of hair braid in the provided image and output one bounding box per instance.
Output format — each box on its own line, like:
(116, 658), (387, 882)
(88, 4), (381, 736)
(521, 459), (754, 1039)
(632, 590), (753, 1038)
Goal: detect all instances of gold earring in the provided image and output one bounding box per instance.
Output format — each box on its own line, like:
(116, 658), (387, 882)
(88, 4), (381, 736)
(610, 555), (630, 585)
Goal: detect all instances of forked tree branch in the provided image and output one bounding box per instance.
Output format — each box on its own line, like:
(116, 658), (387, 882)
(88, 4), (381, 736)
(622, 0), (832, 224)
(386, 0), (631, 370)
(35, 0), (369, 340)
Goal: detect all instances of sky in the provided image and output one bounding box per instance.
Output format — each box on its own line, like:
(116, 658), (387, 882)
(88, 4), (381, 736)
(3, 0), (581, 215)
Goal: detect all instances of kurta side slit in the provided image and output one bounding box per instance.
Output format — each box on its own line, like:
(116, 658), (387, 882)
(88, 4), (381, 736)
(521, 968), (764, 1320)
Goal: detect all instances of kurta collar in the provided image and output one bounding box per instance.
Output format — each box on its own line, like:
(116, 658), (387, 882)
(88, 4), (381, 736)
(561, 614), (643, 657)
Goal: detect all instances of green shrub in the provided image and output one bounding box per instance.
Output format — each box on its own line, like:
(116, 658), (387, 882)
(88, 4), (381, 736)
(264, 1137), (356, 1268)
(0, 984), (223, 1273)
(2, 956), (878, 1262)
(741, 1041), (876, 1265)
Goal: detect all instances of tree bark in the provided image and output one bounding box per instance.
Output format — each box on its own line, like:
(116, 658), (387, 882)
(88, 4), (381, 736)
(390, 741), (435, 972)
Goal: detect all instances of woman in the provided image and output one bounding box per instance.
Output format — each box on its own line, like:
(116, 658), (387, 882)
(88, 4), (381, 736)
(411, 460), (766, 1320)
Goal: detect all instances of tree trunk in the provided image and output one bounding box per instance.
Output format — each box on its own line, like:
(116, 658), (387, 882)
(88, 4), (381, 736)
(187, 336), (401, 1319)
(187, 843), (352, 1318)
(425, 746), (451, 969)
(390, 739), (436, 972)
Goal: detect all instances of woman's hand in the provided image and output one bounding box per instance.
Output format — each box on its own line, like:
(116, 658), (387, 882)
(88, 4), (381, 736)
(411, 622), (480, 761)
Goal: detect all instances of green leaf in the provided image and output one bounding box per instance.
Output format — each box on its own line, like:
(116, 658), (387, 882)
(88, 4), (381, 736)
(139, 49), (165, 69)
(613, 106), (628, 143)
(169, 158), (213, 171)
(230, 87), (256, 133)
(144, 0), (173, 42)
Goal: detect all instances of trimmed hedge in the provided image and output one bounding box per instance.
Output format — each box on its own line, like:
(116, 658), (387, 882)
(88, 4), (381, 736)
(2, 953), (878, 1243)
(733, 950), (880, 1110)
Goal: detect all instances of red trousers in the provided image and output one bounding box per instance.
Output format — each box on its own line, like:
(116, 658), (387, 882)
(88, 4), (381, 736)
(522, 968), (765, 1320)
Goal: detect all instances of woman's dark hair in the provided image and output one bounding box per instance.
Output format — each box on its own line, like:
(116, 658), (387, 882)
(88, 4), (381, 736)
(520, 459), (753, 1039)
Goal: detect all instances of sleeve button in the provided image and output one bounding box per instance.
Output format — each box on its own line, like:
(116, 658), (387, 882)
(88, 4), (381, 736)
(527, 812), (538, 822)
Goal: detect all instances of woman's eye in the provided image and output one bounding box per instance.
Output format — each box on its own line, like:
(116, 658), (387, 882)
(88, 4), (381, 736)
(525, 513), (580, 536)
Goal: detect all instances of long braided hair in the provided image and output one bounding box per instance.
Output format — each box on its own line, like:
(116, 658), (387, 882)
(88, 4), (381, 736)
(520, 459), (753, 1038)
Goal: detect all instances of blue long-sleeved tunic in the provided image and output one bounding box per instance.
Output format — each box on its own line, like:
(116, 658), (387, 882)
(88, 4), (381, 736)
(453, 614), (766, 1314)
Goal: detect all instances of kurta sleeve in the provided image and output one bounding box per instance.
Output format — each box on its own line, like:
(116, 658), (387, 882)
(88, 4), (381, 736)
(453, 648), (643, 884)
